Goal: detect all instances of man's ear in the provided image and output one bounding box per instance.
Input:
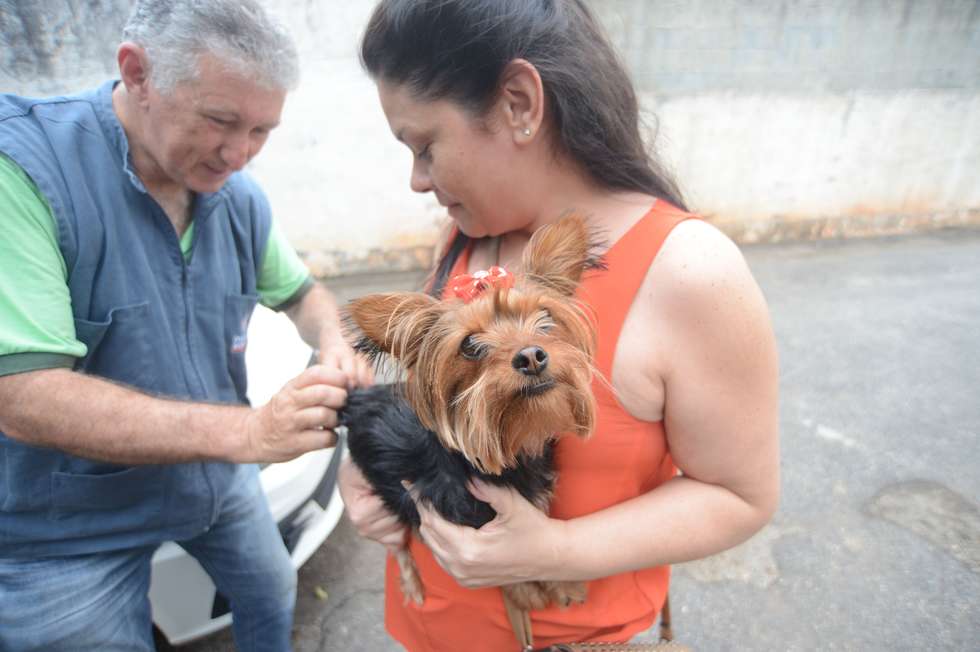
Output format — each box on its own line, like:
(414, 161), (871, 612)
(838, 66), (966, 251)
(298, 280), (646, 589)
(343, 292), (439, 367)
(117, 42), (152, 105)
(522, 213), (601, 296)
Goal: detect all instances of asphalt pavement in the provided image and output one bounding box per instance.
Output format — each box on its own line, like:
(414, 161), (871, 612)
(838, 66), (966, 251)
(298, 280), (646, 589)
(180, 227), (980, 652)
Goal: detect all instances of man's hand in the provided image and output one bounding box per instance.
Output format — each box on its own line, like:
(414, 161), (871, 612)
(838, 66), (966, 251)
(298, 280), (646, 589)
(318, 334), (374, 389)
(338, 457), (406, 552)
(239, 365), (349, 463)
(284, 282), (374, 389)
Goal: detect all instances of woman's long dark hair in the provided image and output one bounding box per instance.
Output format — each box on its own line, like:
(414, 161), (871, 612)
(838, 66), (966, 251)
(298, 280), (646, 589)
(361, 0), (687, 211)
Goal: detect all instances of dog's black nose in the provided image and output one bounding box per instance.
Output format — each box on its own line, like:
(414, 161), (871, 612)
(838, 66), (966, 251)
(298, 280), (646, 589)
(512, 346), (549, 376)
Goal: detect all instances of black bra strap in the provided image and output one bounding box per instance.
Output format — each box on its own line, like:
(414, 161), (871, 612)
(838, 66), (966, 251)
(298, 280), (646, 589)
(428, 231), (471, 297)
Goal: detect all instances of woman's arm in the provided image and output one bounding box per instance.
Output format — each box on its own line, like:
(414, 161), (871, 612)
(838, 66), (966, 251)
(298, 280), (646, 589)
(411, 220), (779, 586)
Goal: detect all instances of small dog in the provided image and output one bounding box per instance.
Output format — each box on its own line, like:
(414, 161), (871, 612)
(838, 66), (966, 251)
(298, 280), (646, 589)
(339, 214), (599, 615)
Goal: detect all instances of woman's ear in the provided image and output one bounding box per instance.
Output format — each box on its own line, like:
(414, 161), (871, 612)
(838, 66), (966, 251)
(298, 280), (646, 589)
(496, 59), (545, 145)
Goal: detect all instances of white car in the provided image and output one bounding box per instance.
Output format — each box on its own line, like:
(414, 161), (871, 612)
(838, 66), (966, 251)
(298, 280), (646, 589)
(149, 305), (345, 646)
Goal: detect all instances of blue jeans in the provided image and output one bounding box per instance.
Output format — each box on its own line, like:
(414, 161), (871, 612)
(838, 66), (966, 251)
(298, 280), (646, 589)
(0, 467), (296, 652)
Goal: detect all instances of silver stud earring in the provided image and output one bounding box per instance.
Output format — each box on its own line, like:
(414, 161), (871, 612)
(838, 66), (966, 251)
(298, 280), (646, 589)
(522, 127), (532, 137)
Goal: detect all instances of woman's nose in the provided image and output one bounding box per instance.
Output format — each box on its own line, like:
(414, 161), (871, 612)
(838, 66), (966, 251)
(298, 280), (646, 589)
(410, 159), (432, 194)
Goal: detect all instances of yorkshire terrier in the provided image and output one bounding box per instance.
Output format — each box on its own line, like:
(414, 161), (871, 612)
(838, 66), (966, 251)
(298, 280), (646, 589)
(338, 215), (600, 616)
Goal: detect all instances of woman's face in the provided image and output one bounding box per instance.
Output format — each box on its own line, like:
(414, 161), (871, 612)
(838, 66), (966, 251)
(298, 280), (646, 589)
(377, 80), (527, 238)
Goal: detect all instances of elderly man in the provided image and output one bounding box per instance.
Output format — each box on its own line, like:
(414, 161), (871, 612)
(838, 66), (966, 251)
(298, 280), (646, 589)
(0, 1), (368, 650)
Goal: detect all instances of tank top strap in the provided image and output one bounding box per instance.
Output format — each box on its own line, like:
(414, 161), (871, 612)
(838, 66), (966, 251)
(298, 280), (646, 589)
(428, 226), (472, 299)
(443, 241), (472, 296)
(580, 201), (698, 377)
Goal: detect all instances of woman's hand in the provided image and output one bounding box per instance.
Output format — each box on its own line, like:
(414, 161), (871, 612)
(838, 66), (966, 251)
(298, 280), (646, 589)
(406, 479), (566, 588)
(338, 456), (406, 551)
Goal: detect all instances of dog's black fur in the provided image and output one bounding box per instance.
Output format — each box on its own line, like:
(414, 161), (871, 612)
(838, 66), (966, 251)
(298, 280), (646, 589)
(339, 383), (556, 530)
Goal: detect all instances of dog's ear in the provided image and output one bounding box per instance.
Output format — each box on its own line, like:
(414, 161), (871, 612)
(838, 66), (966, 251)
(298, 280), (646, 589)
(521, 213), (601, 296)
(344, 292), (439, 367)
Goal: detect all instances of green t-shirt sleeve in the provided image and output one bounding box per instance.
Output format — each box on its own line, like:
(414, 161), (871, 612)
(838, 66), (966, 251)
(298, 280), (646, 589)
(0, 154), (85, 377)
(256, 218), (313, 310)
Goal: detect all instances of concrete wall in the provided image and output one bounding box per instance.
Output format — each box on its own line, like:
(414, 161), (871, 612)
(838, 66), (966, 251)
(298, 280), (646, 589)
(2, 1), (978, 275)
(597, 0), (980, 241)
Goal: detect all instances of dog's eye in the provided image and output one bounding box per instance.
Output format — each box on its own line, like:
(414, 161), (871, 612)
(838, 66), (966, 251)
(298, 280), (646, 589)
(538, 310), (555, 333)
(460, 335), (486, 360)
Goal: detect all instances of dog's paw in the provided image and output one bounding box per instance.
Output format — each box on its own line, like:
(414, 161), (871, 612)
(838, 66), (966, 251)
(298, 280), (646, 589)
(396, 549), (425, 606)
(545, 580), (587, 608)
(401, 580), (425, 606)
(399, 569), (425, 605)
(504, 581), (552, 611)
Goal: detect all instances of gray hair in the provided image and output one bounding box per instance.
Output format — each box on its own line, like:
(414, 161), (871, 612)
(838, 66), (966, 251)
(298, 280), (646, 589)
(122, 0), (299, 93)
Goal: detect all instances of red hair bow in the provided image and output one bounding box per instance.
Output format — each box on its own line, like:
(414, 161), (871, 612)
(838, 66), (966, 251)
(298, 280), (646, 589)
(450, 265), (515, 302)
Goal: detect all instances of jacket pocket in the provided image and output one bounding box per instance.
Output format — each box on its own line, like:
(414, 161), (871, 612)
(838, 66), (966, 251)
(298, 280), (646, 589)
(73, 302), (152, 388)
(50, 465), (165, 534)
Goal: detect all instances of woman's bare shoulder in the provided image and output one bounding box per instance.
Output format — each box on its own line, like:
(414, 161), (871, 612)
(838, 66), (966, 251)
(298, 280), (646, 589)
(643, 218), (764, 315)
(639, 217), (773, 375)
(654, 218), (749, 284)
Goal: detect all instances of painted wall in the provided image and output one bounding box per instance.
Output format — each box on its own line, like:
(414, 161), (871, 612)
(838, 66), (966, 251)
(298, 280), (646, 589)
(2, 1), (978, 275)
(600, 0), (980, 241)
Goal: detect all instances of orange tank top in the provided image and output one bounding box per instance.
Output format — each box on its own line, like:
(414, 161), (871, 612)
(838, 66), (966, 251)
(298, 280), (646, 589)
(384, 202), (696, 651)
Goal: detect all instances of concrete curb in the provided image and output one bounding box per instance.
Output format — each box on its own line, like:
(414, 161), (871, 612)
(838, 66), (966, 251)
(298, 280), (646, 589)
(706, 209), (980, 245)
(306, 210), (980, 281)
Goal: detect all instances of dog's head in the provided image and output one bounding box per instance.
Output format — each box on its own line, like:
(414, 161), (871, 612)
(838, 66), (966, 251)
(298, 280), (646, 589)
(345, 214), (599, 474)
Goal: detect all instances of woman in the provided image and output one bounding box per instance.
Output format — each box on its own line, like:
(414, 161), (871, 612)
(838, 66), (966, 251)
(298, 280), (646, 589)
(338, 1), (780, 649)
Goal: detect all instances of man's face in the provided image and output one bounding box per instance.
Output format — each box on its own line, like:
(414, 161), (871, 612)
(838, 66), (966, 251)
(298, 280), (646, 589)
(140, 53), (286, 194)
